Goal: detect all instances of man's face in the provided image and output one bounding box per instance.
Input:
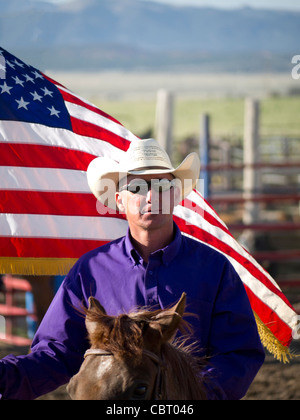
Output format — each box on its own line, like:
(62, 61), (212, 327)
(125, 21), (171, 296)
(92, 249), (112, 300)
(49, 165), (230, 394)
(115, 173), (180, 231)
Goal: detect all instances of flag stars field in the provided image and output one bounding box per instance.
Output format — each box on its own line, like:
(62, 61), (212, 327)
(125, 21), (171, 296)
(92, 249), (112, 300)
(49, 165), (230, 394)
(0, 49), (71, 127)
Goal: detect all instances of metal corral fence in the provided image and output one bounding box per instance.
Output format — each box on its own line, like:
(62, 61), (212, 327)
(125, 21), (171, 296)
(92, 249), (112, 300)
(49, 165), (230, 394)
(196, 100), (300, 307)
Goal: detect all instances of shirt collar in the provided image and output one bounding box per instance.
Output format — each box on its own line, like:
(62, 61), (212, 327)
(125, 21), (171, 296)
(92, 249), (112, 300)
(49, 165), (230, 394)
(124, 222), (182, 266)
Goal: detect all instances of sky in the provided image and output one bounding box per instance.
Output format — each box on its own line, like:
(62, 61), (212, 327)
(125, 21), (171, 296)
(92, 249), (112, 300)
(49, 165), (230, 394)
(142, 0), (300, 10)
(42, 0), (300, 11)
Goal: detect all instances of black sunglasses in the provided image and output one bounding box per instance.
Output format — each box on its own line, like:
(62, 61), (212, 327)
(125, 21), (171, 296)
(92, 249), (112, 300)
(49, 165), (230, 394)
(119, 178), (176, 195)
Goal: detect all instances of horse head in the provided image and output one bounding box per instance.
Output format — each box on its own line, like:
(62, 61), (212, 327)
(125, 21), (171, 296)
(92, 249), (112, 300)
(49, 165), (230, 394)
(67, 293), (206, 400)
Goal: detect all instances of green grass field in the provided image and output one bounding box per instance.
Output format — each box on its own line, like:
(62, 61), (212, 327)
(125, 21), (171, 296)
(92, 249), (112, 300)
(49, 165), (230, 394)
(96, 95), (300, 142)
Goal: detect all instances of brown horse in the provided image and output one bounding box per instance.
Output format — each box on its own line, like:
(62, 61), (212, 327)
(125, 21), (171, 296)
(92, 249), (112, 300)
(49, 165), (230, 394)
(67, 293), (208, 400)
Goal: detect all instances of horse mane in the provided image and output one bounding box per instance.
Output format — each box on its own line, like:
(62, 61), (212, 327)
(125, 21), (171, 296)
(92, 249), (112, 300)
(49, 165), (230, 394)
(161, 338), (208, 399)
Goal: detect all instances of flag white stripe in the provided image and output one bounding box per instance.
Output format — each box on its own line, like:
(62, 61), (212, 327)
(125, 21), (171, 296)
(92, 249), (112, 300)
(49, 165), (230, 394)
(0, 213), (127, 240)
(0, 166), (89, 193)
(0, 120), (126, 160)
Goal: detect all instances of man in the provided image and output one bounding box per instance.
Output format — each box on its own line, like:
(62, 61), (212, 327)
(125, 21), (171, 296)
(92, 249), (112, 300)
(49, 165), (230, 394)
(0, 138), (265, 400)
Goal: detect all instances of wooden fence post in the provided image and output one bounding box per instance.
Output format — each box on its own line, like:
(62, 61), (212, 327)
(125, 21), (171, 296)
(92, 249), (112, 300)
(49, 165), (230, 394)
(199, 114), (211, 199)
(155, 89), (174, 157)
(243, 98), (260, 226)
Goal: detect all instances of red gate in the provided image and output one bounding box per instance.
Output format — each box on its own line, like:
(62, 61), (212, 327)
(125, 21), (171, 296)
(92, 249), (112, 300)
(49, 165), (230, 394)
(0, 275), (36, 345)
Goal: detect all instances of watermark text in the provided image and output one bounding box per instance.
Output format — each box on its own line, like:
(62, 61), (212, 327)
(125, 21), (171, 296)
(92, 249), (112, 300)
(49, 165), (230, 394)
(0, 54), (5, 79)
(291, 55), (300, 80)
(292, 315), (300, 340)
(0, 315), (6, 338)
(94, 177), (205, 224)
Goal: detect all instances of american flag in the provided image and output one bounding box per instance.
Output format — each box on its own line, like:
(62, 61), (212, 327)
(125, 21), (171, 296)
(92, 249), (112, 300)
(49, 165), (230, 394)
(0, 47), (297, 360)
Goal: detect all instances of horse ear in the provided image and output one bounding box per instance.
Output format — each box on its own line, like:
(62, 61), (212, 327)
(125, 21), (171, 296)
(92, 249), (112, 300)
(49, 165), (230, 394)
(171, 292), (186, 317)
(85, 297), (107, 336)
(149, 293), (187, 342)
(88, 296), (106, 314)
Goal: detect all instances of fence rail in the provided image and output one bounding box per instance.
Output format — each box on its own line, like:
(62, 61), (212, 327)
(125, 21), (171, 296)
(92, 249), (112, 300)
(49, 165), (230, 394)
(228, 223), (300, 231)
(209, 193), (300, 204)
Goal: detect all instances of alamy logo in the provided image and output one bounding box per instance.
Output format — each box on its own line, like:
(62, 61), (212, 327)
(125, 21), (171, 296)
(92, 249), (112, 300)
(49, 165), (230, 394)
(0, 54), (5, 79)
(291, 55), (300, 80)
(0, 315), (5, 338)
(292, 315), (300, 340)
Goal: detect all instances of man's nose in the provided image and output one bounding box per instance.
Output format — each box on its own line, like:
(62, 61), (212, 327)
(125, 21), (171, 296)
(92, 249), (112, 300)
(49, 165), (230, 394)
(146, 185), (159, 203)
(146, 186), (152, 202)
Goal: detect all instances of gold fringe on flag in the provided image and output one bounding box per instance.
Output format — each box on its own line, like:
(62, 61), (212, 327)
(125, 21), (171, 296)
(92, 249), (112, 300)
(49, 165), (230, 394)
(0, 257), (77, 276)
(254, 312), (294, 364)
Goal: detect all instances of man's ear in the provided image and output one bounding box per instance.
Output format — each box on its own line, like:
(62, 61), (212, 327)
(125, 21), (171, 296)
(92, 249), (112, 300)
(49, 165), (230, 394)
(115, 191), (126, 213)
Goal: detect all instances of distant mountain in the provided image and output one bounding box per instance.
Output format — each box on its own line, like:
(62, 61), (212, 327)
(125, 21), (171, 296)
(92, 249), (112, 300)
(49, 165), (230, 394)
(0, 0), (298, 71)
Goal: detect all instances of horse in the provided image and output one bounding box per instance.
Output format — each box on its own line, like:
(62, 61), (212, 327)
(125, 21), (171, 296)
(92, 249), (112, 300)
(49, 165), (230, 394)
(67, 293), (208, 400)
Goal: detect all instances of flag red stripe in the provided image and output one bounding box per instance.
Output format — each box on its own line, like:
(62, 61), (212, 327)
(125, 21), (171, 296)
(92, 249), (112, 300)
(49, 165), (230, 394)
(0, 190), (126, 219)
(0, 237), (108, 259)
(70, 116), (130, 151)
(174, 215), (294, 310)
(0, 143), (95, 170)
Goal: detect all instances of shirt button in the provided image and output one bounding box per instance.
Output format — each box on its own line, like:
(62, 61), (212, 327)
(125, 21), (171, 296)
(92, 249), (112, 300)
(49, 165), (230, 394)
(149, 271), (153, 275)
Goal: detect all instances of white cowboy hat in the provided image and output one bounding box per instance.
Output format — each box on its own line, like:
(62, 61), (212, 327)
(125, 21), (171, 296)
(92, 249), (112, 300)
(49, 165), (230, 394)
(87, 138), (200, 208)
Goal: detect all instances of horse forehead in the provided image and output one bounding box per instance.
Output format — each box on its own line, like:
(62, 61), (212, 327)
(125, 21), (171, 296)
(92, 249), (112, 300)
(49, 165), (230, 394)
(96, 356), (114, 379)
(94, 354), (137, 381)
(94, 352), (156, 381)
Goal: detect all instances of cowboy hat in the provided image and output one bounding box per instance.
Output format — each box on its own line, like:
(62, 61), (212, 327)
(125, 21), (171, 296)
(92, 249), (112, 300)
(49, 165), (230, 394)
(87, 138), (200, 208)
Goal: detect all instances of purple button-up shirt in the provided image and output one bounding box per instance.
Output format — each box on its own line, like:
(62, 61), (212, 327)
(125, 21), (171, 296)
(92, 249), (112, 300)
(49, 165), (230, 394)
(0, 223), (264, 400)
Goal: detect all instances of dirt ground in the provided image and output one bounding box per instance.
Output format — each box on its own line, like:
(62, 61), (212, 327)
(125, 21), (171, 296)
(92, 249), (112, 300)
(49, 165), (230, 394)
(0, 341), (299, 400)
